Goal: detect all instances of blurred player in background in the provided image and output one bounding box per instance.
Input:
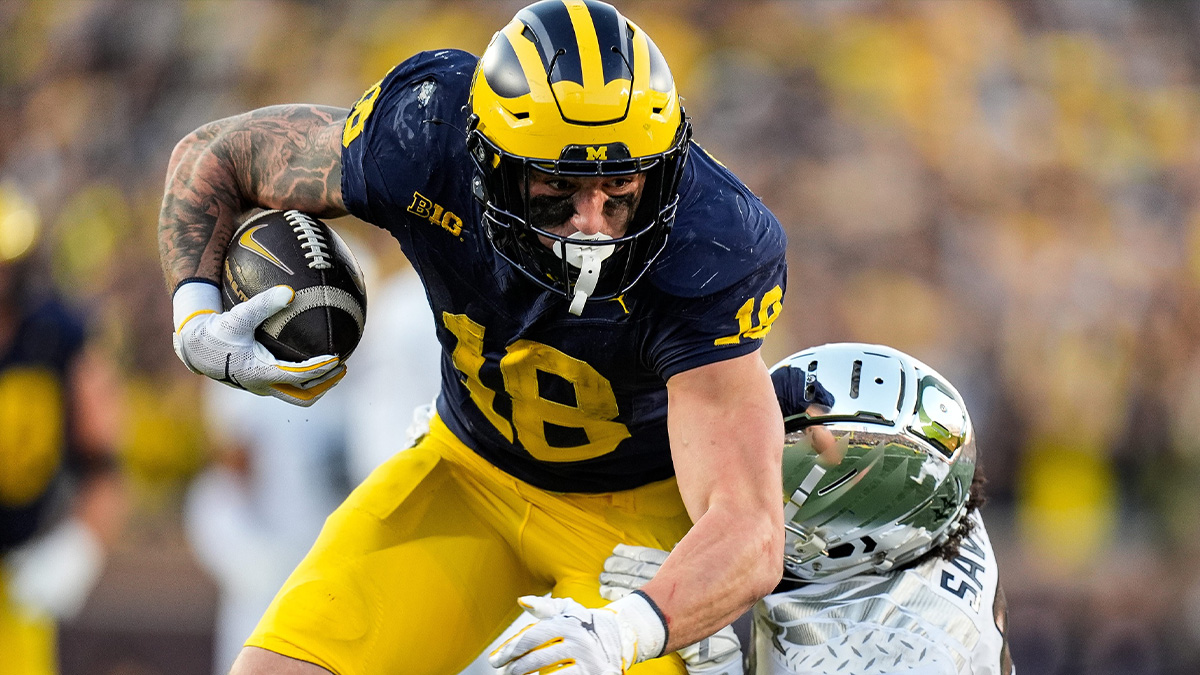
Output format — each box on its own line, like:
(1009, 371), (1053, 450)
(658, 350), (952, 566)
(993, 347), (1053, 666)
(0, 226), (128, 674)
(187, 378), (351, 675)
(598, 343), (1013, 675)
(158, 1), (787, 673)
(185, 247), (441, 675)
(339, 263), (444, 483)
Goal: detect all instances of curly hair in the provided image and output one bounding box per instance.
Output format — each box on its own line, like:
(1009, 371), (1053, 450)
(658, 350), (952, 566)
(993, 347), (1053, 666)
(928, 464), (988, 563)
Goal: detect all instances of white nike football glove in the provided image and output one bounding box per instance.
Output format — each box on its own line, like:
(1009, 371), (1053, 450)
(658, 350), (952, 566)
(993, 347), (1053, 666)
(171, 281), (344, 407)
(488, 593), (667, 675)
(600, 544), (744, 675)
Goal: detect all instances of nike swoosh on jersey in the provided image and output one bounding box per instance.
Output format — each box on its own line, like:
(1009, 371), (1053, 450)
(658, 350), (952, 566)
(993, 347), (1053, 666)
(238, 224), (294, 274)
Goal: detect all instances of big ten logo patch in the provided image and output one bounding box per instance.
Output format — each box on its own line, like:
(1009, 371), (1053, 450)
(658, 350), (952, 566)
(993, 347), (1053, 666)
(408, 192), (463, 236)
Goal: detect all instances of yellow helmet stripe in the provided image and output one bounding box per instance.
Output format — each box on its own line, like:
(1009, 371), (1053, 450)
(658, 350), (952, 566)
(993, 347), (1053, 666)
(472, 1), (684, 158)
(564, 0), (604, 90)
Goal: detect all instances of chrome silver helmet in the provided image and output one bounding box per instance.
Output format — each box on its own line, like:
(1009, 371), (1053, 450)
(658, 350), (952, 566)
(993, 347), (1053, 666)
(769, 343), (976, 582)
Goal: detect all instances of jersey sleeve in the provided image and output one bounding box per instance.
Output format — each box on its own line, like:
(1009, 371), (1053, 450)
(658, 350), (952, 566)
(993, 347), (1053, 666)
(340, 50), (477, 226)
(646, 254), (787, 380)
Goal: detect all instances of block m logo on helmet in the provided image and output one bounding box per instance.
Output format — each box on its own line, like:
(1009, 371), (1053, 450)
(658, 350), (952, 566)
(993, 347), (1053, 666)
(558, 143), (630, 162)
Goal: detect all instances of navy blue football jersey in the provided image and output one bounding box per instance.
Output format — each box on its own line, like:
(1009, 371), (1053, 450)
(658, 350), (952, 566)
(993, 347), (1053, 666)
(0, 297), (85, 552)
(342, 50), (787, 492)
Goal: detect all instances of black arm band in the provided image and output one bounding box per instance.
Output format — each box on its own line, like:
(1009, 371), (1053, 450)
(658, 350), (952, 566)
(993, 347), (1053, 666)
(173, 277), (220, 296)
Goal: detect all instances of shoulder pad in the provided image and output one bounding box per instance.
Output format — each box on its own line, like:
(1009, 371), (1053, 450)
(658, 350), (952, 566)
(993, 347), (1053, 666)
(341, 50), (479, 221)
(648, 145), (787, 298)
(375, 49), (478, 125)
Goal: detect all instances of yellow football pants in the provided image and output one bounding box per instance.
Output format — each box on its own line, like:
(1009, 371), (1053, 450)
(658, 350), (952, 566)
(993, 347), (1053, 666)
(0, 568), (57, 675)
(247, 415), (691, 675)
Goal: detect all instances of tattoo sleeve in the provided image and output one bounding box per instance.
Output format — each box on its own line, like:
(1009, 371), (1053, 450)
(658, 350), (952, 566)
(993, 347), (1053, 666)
(157, 105), (349, 291)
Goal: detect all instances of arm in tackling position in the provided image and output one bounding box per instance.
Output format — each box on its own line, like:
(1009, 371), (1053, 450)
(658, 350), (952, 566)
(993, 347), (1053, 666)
(601, 544), (744, 675)
(651, 351), (784, 650)
(489, 353), (783, 675)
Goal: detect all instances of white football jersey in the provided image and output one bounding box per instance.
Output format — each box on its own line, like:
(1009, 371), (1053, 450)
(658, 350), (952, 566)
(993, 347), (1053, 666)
(751, 512), (1012, 675)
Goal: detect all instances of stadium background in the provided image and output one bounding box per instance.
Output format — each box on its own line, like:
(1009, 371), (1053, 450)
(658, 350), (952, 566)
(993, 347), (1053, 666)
(2, 1), (1199, 673)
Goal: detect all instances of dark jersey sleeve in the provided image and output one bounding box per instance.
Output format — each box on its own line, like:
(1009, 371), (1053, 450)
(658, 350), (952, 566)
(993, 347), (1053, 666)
(646, 255), (786, 379)
(643, 144), (788, 379)
(340, 49), (478, 228)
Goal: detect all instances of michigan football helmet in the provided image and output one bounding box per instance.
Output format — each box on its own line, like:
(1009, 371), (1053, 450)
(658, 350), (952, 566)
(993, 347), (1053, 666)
(769, 343), (977, 582)
(467, 0), (691, 312)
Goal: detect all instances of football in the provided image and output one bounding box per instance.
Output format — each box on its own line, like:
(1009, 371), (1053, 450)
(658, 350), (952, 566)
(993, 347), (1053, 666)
(222, 209), (367, 362)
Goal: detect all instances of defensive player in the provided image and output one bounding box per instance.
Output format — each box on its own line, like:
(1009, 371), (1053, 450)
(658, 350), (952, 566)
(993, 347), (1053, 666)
(157, 1), (787, 674)
(600, 343), (1014, 675)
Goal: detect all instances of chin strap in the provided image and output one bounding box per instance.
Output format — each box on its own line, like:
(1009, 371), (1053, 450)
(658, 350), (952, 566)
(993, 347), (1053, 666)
(783, 464), (830, 563)
(553, 232), (614, 316)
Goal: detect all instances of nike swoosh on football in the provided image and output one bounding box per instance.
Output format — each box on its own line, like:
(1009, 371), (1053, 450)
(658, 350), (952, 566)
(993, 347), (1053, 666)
(239, 224), (294, 274)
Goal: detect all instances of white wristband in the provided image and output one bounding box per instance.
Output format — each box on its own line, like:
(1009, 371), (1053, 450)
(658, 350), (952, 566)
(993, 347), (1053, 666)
(172, 281), (222, 332)
(610, 590), (669, 662)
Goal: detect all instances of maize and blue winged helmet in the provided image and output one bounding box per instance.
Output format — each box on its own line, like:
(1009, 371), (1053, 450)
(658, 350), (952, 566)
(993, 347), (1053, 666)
(467, 0), (691, 312)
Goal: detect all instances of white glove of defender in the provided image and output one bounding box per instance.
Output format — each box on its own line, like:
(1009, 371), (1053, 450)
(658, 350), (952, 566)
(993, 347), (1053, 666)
(488, 593), (667, 675)
(171, 281), (344, 407)
(600, 544), (744, 675)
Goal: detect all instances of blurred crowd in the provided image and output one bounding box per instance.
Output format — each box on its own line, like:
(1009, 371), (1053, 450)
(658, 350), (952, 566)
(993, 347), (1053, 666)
(2, 1), (1200, 673)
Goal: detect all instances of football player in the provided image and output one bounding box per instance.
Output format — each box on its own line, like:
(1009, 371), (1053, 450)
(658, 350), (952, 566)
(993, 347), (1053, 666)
(1, 239), (128, 674)
(157, 1), (787, 674)
(599, 343), (1014, 675)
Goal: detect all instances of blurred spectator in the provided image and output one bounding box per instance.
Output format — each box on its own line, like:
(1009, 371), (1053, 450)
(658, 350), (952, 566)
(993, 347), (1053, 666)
(184, 244), (440, 674)
(0, 196), (128, 674)
(340, 255), (445, 485)
(185, 380), (350, 675)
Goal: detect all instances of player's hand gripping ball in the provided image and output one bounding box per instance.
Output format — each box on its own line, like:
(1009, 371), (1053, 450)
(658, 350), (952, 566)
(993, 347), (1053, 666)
(222, 209), (367, 361)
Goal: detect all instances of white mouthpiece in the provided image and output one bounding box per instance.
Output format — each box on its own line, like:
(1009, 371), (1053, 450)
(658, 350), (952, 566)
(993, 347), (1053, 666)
(553, 232), (614, 316)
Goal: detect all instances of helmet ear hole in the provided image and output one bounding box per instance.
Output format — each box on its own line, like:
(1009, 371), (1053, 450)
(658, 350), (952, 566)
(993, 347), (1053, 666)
(826, 543), (855, 559)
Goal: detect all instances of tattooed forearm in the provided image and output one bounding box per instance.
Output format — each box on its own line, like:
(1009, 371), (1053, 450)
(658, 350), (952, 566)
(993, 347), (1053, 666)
(157, 105), (349, 291)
